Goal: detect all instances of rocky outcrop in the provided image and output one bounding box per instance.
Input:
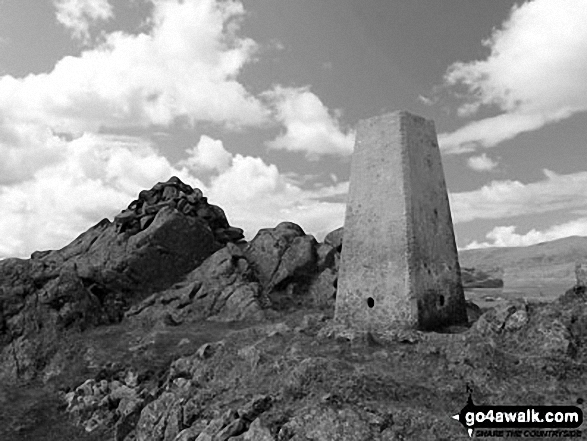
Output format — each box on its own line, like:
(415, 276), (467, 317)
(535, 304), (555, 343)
(244, 222), (317, 291)
(56, 284), (587, 440)
(469, 287), (587, 362)
(323, 226), (343, 252)
(127, 243), (268, 325)
(124, 223), (343, 327)
(0, 177), (244, 380)
(244, 222), (321, 310)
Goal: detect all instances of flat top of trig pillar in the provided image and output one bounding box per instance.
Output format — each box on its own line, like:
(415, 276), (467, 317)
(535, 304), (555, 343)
(358, 110), (433, 129)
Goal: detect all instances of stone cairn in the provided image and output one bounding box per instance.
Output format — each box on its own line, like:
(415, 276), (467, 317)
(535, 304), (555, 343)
(113, 176), (245, 245)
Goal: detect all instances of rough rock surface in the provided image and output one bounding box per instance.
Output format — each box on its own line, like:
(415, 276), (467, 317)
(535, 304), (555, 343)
(323, 226), (344, 252)
(0, 177), (244, 381)
(3, 209), (587, 441)
(51, 286), (587, 441)
(244, 222), (317, 290)
(113, 176), (244, 246)
(127, 243), (268, 325)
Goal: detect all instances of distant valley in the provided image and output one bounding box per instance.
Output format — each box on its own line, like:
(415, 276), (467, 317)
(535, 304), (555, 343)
(459, 235), (587, 303)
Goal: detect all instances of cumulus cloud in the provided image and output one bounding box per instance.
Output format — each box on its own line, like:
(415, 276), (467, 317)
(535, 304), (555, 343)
(0, 0), (355, 259)
(450, 169), (587, 223)
(0, 133), (189, 259)
(54, 0), (114, 43)
(0, 133), (347, 259)
(0, 0), (274, 186)
(2, 0), (269, 140)
(439, 0), (587, 153)
(467, 153), (498, 172)
(265, 86), (355, 160)
(204, 141), (348, 240)
(462, 218), (587, 250)
(179, 135), (233, 173)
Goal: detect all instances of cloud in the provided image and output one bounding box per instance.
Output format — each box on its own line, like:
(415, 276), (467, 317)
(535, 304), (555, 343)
(203, 141), (348, 240)
(462, 218), (587, 250)
(450, 169), (587, 223)
(0, 0), (275, 187)
(439, 0), (587, 153)
(0, 1), (356, 259)
(0, 133), (347, 260)
(179, 135), (233, 173)
(2, 0), (269, 141)
(265, 86), (355, 160)
(439, 111), (570, 154)
(417, 94), (436, 106)
(467, 153), (498, 172)
(54, 0), (114, 43)
(0, 133), (189, 259)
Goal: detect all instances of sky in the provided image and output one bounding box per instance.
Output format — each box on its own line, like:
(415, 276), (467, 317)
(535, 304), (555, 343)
(1, 0), (586, 260)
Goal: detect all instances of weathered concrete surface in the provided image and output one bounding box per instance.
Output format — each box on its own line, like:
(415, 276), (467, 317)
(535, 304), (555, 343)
(335, 111), (467, 331)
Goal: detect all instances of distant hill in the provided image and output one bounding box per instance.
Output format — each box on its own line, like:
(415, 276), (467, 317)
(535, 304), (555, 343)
(458, 235), (587, 288)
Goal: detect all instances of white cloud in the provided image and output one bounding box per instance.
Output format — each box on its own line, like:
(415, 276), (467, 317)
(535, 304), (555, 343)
(179, 135), (233, 173)
(0, 133), (191, 259)
(0, 0), (273, 186)
(2, 0), (269, 139)
(467, 153), (498, 172)
(462, 218), (587, 250)
(0, 1), (355, 259)
(265, 86), (355, 160)
(204, 145), (348, 240)
(0, 132), (347, 259)
(54, 0), (114, 44)
(450, 169), (587, 223)
(440, 0), (587, 153)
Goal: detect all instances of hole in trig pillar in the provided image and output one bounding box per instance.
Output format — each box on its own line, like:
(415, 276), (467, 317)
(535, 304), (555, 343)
(438, 295), (445, 307)
(367, 297), (374, 308)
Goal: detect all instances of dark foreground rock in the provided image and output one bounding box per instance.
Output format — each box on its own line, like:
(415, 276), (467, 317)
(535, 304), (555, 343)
(0, 177), (244, 381)
(126, 243), (268, 326)
(40, 286), (586, 441)
(1, 210), (586, 440)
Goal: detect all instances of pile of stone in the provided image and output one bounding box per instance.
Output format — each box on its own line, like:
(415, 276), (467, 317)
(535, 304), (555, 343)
(114, 176), (244, 244)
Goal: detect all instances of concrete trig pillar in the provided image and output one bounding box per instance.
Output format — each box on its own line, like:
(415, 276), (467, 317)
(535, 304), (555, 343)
(335, 111), (467, 332)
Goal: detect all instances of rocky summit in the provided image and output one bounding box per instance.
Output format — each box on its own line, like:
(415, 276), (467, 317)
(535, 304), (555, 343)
(0, 178), (586, 441)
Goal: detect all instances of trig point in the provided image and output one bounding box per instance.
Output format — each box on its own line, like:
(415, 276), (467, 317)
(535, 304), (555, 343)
(335, 111), (468, 332)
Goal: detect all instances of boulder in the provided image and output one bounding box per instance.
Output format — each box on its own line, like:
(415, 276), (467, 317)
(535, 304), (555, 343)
(128, 243), (268, 325)
(307, 268), (337, 310)
(323, 226), (344, 252)
(244, 222), (318, 294)
(315, 243), (337, 273)
(229, 417), (274, 441)
(471, 299), (529, 336)
(465, 300), (483, 325)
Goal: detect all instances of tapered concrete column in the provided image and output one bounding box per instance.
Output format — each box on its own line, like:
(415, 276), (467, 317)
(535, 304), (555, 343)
(335, 111), (467, 332)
